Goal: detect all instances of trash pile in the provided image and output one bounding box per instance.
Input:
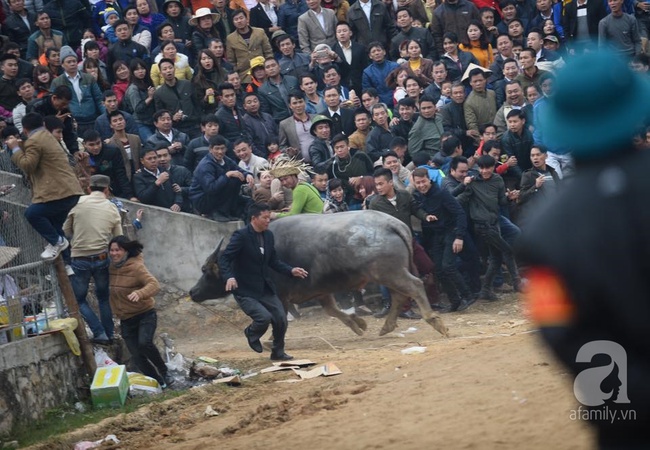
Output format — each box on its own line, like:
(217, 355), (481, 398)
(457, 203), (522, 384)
(89, 333), (250, 408)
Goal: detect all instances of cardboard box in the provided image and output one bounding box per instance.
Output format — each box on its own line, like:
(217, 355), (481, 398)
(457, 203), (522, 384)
(91, 365), (130, 408)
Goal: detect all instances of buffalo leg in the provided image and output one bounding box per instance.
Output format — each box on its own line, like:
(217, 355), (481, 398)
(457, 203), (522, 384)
(379, 290), (408, 336)
(317, 295), (367, 336)
(384, 271), (449, 338)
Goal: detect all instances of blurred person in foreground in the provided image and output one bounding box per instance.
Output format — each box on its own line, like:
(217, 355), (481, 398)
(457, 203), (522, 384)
(517, 50), (650, 450)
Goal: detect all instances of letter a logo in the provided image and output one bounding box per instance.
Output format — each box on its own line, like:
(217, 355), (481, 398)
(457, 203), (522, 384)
(573, 340), (630, 406)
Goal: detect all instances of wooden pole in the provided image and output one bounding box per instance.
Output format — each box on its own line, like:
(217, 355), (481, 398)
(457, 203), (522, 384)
(53, 257), (97, 376)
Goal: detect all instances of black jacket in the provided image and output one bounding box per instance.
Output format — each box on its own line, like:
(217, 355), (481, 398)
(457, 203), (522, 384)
(414, 182), (467, 239)
(88, 144), (134, 198)
(133, 168), (180, 208)
(518, 164), (559, 206)
(43, 0), (91, 47)
(501, 128), (534, 172)
(516, 150), (650, 448)
(27, 95), (78, 153)
(249, 3), (278, 39)
(106, 40), (150, 82)
(346, 0), (397, 49)
(563, 0), (607, 43)
(440, 102), (474, 153)
(4, 11), (35, 56)
(368, 189), (427, 234)
(216, 104), (251, 143)
(324, 107), (356, 137)
(390, 26), (438, 61)
(219, 224), (294, 298)
(332, 40), (369, 93)
(309, 138), (333, 172)
(365, 124), (394, 162)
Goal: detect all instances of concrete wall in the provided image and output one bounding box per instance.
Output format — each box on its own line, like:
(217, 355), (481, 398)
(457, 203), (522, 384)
(0, 170), (243, 292)
(0, 333), (85, 435)
(121, 201), (242, 292)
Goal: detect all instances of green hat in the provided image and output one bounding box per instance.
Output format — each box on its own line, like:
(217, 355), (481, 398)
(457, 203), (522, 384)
(310, 115), (332, 137)
(539, 50), (650, 160)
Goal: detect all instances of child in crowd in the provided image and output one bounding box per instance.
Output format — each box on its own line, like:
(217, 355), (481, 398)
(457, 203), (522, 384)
(101, 8), (120, 44)
(436, 80), (453, 108)
(323, 179), (348, 213)
(266, 140), (281, 161)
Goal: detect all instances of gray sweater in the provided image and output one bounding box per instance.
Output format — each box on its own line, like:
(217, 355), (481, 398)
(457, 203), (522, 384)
(598, 13), (641, 56)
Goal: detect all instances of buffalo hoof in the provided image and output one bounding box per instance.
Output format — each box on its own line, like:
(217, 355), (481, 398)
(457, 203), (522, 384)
(352, 315), (368, 332)
(426, 315), (449, 338)
(378, 321), (397, 336)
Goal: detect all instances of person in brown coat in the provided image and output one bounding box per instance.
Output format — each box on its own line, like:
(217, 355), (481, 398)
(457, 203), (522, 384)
(108, 235), (174, 389)
(226, 9), (274, 84)
(7, 112), (83, 260)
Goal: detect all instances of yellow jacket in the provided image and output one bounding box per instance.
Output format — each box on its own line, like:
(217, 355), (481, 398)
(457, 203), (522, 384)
(150, 54), (194, 87)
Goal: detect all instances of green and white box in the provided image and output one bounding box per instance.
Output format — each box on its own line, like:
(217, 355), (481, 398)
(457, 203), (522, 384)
(91, 365), (130, 408)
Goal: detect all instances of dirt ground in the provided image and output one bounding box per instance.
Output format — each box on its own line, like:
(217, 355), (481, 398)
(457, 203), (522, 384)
(30, 292), (595, 450)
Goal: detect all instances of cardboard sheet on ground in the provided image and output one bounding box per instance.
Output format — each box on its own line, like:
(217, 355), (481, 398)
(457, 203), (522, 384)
(213, 375), (241, 386)
(260, 359), (316, 374)
(292, 363), (342, 380)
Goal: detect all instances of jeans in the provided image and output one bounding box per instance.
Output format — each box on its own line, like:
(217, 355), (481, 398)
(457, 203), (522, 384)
(70, 257), (113, 339)
(235, 293), (287, 354)
(546, 152), (574, 179)
(474, 222), (519, 292)
(424, 229), (471, 305)
(121, 309), (168, 383)
(499, 215), (520, 247)
(25, 195), (79, 245)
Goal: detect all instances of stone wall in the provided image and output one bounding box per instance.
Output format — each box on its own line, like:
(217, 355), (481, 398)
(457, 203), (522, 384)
(0, 333), (86, 435)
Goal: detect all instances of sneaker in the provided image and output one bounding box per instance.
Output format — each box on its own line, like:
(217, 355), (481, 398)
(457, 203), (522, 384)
(355, 305), (373, 316)
(40, 237), (69, 260)
(65, 264), (75, 276)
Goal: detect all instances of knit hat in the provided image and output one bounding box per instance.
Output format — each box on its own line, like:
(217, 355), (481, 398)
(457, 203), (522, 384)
(59, 46), (77, 63)
(309, 114), (332, 137)
(269, 157), (313, 178)
(103, 7), (120, 24)
(538, 50), (650, 160)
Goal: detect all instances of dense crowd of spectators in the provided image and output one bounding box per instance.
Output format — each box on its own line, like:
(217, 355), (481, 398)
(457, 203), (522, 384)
(0, 0), (649, 304)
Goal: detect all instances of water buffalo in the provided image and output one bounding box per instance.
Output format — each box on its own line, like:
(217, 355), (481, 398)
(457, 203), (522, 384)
(189, 211), (448, 337)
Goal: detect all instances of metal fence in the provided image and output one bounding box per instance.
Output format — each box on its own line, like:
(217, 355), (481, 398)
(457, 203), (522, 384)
(0, 171), (67, 345)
